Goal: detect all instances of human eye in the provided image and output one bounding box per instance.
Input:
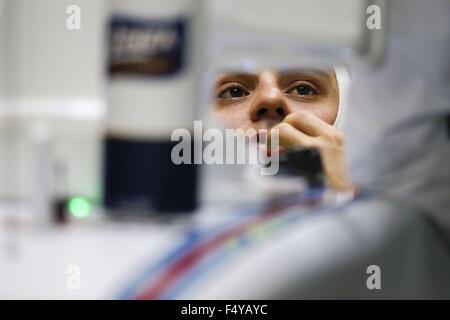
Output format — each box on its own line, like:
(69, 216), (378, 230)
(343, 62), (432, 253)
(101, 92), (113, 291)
(217, 83), (250, 100)
(286, 81), (317, 97)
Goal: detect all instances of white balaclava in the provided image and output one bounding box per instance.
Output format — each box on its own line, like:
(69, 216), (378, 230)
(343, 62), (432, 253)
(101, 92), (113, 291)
(343, 0), (450, 241)
(333, 66), (351, 130)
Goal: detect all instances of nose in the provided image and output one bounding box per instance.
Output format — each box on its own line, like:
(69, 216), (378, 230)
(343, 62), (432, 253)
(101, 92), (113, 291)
(250, 73), (290, 122)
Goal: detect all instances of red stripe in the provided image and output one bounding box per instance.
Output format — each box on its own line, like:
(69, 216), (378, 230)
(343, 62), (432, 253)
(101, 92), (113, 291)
(135, 199), (317, 300)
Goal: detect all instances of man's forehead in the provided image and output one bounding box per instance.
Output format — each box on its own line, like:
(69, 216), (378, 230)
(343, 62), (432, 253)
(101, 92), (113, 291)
(278, 68), (335, 79)
(216, 72), (259, 84)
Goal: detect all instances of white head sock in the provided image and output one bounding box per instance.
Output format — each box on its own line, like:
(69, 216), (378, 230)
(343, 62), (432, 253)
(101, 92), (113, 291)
(333, 66), (351, 130)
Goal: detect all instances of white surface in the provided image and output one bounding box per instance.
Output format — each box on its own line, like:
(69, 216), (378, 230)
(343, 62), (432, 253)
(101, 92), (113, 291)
(3, 0), (105, 99)
(0, 0), (107, 200)
(1, 197), (448, 299)
(0, 217), (185, 299)
(208, 0), (365, 48)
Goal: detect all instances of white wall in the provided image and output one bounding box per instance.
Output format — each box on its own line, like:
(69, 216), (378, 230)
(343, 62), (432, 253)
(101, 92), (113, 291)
(6, 0), (104, 99)
(0, 0), (5, 99)
(0, 0), (107, 201)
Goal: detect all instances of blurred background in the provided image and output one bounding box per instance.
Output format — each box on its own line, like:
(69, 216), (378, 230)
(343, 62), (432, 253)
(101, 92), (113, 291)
(0, 0), (366, 221)
(0, 0), (105, 205)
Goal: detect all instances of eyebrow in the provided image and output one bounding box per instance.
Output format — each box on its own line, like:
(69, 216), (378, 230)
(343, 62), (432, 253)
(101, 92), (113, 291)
(215, 73), (259, 87)
(277, 69), (334, 87)
(278, 68), (333, 78)
(215, 69), (335, 90)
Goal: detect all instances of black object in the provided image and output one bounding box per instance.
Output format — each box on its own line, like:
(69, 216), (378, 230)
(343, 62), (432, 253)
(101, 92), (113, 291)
(53, 197), (69, 224)
(103, 137), (198, 214)
(108, 16), (186, 77)
(277, 147), (324, 187)
(446, 113), (450, 139)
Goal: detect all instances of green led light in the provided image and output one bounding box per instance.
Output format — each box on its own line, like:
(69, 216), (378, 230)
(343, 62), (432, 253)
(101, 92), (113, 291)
(68, 197), (91, 218)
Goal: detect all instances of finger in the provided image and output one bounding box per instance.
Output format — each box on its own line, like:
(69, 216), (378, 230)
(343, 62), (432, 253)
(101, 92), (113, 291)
(283, 111), (338, 137)
(267, 122), (317, 150)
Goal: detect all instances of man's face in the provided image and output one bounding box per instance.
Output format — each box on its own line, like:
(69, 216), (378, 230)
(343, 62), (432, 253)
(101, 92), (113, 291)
(213, 69), (339, 131)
